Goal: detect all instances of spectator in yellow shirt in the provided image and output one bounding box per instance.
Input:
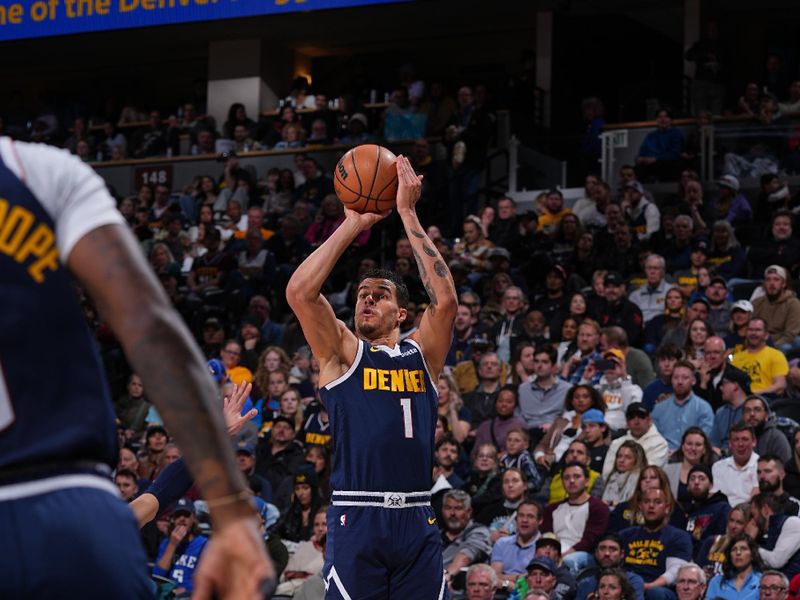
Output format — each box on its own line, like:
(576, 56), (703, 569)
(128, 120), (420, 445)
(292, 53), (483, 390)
(731, 318), (788, 396)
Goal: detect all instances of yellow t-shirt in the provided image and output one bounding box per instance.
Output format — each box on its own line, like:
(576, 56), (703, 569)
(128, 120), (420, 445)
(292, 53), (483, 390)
(731, 346), (789, 393)
(227, 365), (253, 385)
(548, 468), (601, 504)
(537, 208), (573, 234)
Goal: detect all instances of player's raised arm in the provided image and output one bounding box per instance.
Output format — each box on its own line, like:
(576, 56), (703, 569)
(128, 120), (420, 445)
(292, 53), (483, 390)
(285, 202), (387, 380)
(67, 224), (273, 599)
(396, 155), (458, 379)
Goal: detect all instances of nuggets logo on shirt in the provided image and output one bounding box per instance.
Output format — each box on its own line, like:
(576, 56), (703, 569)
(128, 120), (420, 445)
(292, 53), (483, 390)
(0, 197), (59, 282)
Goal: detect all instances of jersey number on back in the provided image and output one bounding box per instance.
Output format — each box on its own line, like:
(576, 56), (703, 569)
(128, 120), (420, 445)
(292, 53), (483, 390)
(400, 398), (413, 439)
(0, 363), (13, 430)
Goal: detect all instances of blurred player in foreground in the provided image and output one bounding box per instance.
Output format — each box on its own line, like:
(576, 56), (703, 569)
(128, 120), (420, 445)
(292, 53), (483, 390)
(0, 138), (273, 598)
(287, 155), (457, 597)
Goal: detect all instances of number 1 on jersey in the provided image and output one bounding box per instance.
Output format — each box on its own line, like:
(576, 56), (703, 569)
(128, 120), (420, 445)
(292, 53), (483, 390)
(399, 397), (413, 439)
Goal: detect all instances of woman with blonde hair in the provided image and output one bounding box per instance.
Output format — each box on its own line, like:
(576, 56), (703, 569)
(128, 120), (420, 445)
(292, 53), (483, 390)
(695, 502), (751, 577)
(436, 372), (471, 443)
(607, 465), (685, 531)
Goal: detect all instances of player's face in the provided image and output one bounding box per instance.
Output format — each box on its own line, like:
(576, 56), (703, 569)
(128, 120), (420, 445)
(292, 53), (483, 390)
(503, 471), (526, 501)
(115, 476), (138, 501)
(595, 540), (622, 567)
(355, 278), (407, 339)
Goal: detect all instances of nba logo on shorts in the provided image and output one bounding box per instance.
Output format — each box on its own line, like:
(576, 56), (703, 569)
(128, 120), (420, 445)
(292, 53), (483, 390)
(340, 514), (347, 527)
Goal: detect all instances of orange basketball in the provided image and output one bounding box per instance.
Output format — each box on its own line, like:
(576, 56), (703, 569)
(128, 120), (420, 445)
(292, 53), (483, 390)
(333, 144), (398, 213)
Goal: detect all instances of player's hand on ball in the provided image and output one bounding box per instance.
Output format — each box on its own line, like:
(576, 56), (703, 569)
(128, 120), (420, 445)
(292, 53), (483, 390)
(343, 206), (391, 230)
(395, 155), (423, 214)
(193, 515), (275, 600)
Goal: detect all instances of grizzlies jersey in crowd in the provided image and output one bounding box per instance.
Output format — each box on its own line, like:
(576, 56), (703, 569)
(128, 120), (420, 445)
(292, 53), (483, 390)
(0, 138), (124, 471)
(320, 338), (437, 493)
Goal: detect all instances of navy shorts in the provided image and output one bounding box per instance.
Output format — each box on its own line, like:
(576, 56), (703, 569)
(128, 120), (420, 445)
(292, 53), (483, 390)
(323, 504), (448, 599)
(0, 475), (154, 599)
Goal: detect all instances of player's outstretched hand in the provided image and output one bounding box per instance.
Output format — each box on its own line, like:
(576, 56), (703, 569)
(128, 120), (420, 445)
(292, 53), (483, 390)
(395, 154), (423, 215)
(343, 205), (391, 230)
(193, 515), (276, 600)
(223, 381), (257, 437)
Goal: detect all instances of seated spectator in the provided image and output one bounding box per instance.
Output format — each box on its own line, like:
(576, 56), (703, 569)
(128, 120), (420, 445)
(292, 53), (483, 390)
(462, 352), (505, 426)
(453, 215), (495, 274)
(305, 194), (370, 249)
(476, 467), (531, 540)
(592, 568), (640, 600)
(339, 113), (377, 145)
(540, 439), (605, 506)
(761, 571), (790, 600)
(603, 440), (648, 508)
(707, 220), (747, 280)
(753, 265), (800, 352)
(590, 348), (644, 431)
(643, 294), (685, 359)
(132, 110), (168, 158)
(663, 426), (716, 507)
(498, 431), (541, 492)
(629, 255), (670, 324)
(517, 345), (571, 445)
(437, 372), (472, 444)
(694, 336), (734, 413)
(673, 241), (710, 298)
(785, 429), (800, 500)
(673, 563), (707, 600)
(534, 385), (606, 466)
(683, 464), (730, 553)
(724, 300), (753, 352)
(642, 343), (681, 410)
(523, 556), (565, 600)
(293, 157), (334, 206)
(635, 108), (684, 182)
(222, 102), (256, 139)
(306, 118), (334, 145)
(472, 385), (527, 456)
(619, 487), (693, 598)
(622, 182), (661, 242)
(273, 506), (327, 596)
(593, 271), (644, 348)
(731, 318), (789, 397)
(712, 422), (760, 507)
(561, 319), (604, 385)
(254, 415), (305, 493)
(651, 361), (714, 451)
(603, 404), (668, 482)
(490, 499), (543, 590)
(465, 563), (499, 600)
(695, 502), (750, 577)
(435, 434), (465, 489)
(747, 211), (800, 279)
(152, 498), (208, 596)
(462, 443), (503, 516)
(441, 490), (492, 584)
(756, 455), (799, 523)
(711, 175), (753, 226)
(744, 396), (792, 464)
(274, 471), (322, 543)
(541, 462), (610, 575)
(608, 465), (686, 533)
(747, 493), (800, 580)
(114, 468), (141, 502)
(537, 189), (574, 237)
(575, 534), (645, 600)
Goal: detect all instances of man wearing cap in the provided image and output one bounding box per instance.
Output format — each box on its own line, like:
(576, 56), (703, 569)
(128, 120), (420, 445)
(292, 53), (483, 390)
(603, 404), (669, 481)
(534, 532), (579, 599)
(623, 181), (661, 241)
(630, 255), (671, 324)
(710, 366), (751, 450)
(534, 266), (569, 322)
(575, 533), (646, 600)
(744, 396), (792, 464)
(725, 299), (754, 352)
(714, 174), (753, 225)
(713, 422), (760, 506)
(255, 415), (305, 494)
(619, 486), (693, 599)
(594, 271), (644, 347)
(652, 360), (714, 451)
(491, 499), (543, 590)
(757, 455), (800, 517)
(236, 443), (273, 504)
(732, 318), (789, 396)
(153, 497), (209, 596)
(706, 276), (732, 336)
(588, 348), (643, 431)
(683, 464), (730, 552)
(201, 316), (226, 358)
(524, 556), (560, 599)
(753, 265), (800, 351)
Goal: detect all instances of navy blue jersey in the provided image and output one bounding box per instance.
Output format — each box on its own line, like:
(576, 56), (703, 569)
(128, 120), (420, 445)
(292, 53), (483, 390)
(320, 339), (437, 493)
(0, 139), (123, 470)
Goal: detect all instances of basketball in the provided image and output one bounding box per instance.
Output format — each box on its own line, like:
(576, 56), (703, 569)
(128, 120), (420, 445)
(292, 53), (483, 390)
(333, 144), (399, 213)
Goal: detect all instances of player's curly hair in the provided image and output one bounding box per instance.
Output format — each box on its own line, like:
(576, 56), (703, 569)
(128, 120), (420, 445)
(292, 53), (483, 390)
(357, 268), (410, 308)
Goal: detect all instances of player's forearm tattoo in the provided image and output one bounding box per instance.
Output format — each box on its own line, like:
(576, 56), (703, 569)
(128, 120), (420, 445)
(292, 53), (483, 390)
(410, 229), (426, 239)
(424, 281), (438, 313)
(434, 260), (448, 278)
(412, 248), (427, 280)
(422, 244), (437, 257)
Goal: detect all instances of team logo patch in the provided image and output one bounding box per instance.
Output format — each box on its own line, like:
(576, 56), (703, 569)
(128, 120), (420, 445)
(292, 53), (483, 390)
(427, 516), (437, 526)
(386, 494), (403, 507)
(340, 514), (347, 527)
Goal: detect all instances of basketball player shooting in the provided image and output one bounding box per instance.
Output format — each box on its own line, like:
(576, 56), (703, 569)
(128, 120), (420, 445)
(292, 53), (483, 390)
(286, 155), (457, 598)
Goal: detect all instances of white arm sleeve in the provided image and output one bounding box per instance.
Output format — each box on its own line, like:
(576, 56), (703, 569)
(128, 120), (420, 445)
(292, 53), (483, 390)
(0, 138), (124, 263)
(663, 557), (688, 585)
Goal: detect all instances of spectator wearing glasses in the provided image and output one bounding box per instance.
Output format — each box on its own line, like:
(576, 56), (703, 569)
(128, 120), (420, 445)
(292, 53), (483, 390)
(758, 570), (788, 600)
(674, 563), (707, 600)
